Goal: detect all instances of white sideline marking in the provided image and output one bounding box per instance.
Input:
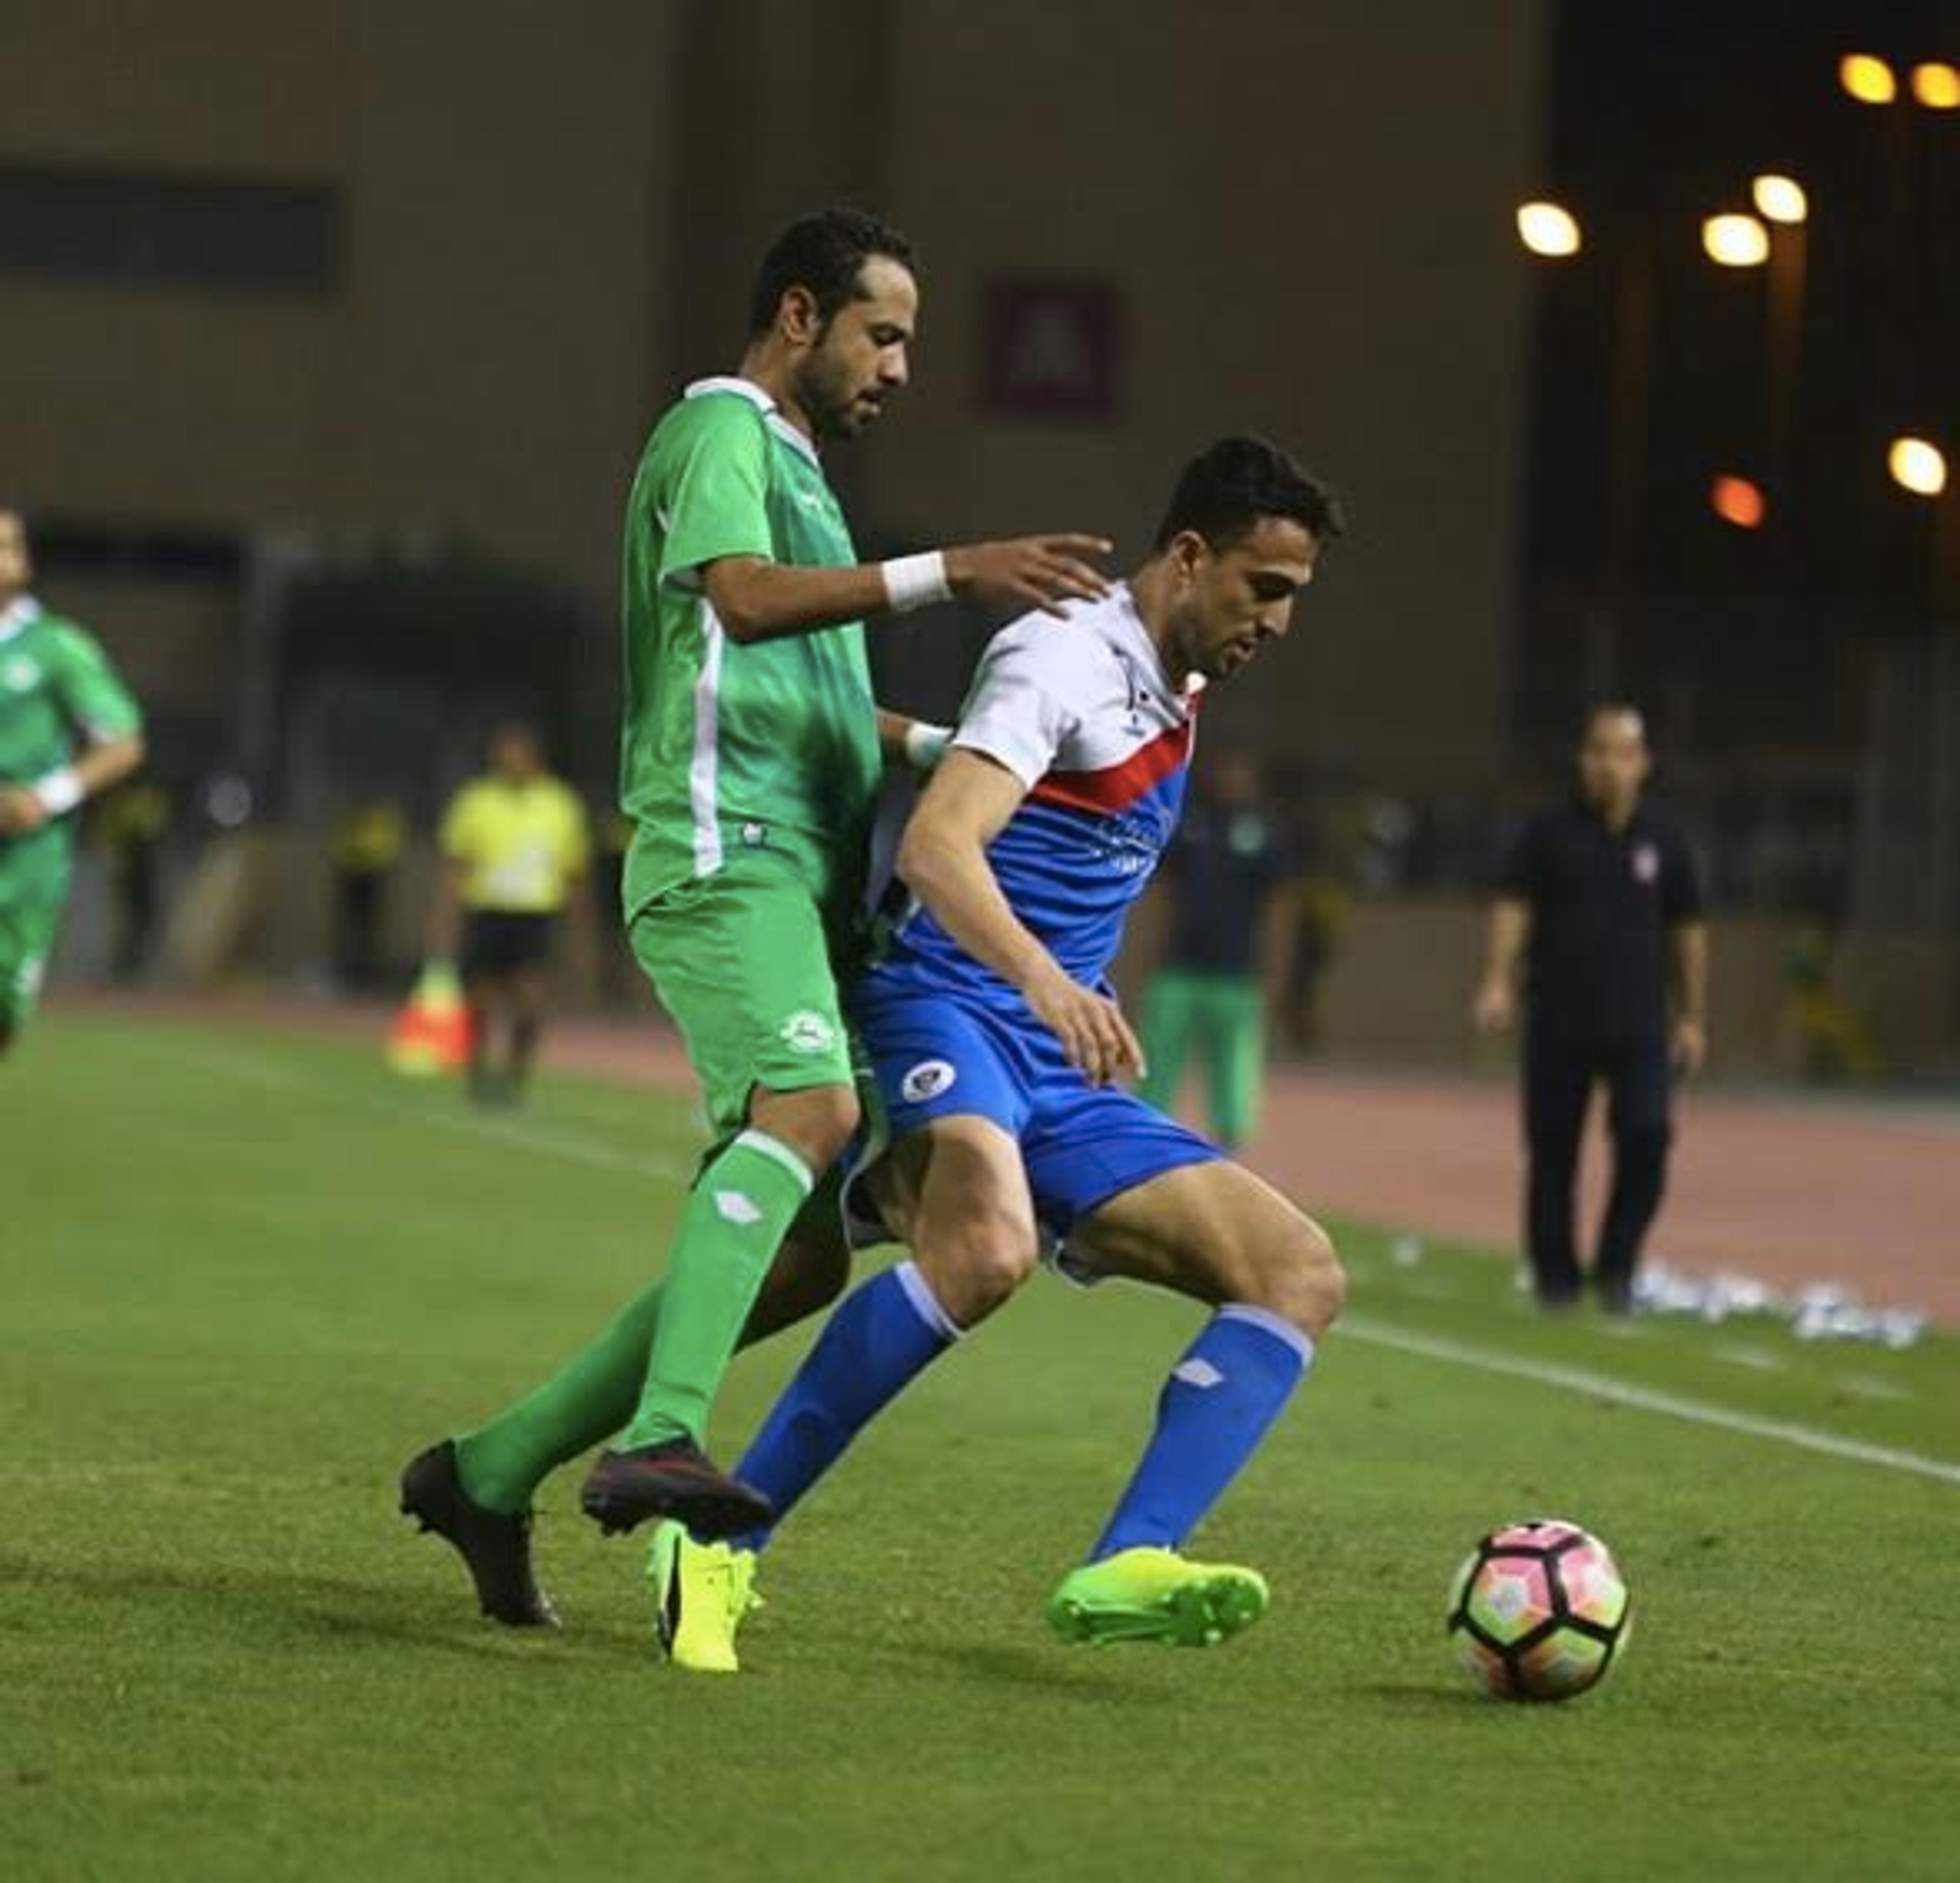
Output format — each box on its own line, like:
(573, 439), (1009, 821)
(101, 1031), (1957, 1481)
(1342, 1316), (1960, 1487)
(407, 1100), (695, 1183)
(1835, 1374), (1914, 1404)
(1712, 1343), (1790, 1374)
(140, 1034), (695, 1183)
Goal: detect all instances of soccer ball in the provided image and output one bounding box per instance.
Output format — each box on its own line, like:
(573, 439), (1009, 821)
(1447, 1519), (1631, 1702)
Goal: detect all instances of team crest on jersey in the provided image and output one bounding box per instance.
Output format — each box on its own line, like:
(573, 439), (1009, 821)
(3, 656), (39, 692)
(1631, 843), (1660, 884)
(780, 1009), (837, 1053)
(899, 1057), (957, 1104)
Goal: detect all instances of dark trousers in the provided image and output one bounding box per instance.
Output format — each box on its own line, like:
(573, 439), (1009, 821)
(1523, 1016), (1673, 1303)
(333, 870), (387, 991)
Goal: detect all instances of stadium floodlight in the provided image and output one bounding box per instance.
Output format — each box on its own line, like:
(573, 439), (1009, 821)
(1840, 54), (1898, 104)
(1752, 175), (1808, 226)
(1888, 437), (1949, 497)
(1911, 62), (1960, 109)
(1516, 201), (1582, 258)
(1703, 213), (1770, 267)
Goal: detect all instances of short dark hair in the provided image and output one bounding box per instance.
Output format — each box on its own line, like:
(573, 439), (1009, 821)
(1153, 436), (1345, 553)
(747, 207), (916, 338)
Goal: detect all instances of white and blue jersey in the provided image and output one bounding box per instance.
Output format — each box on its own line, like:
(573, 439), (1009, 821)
(856, 586), (1222, 1249)
(879, 585), (1194, 1003)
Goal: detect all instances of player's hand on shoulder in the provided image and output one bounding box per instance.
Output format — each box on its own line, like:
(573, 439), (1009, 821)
(1025, 961), (1144, 1087)
(944, 535), (1112, 618)
(0, 786), (51, 836)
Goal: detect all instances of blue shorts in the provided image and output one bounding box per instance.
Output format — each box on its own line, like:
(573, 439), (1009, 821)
(853, 972), (1221, 1244)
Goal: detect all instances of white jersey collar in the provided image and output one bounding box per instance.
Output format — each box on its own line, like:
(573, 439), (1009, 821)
(1109, 583), (1197, 705)
(0, 594), (43, 643)
(685, 374), (774, 414)
(683, 374), (822, 468)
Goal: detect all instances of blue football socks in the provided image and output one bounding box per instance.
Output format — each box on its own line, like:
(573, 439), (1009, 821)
(1089, 1304), (1313, 1561)
(728, 1261), (961, 1551)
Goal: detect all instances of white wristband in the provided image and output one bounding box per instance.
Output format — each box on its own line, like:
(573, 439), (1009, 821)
(902, 722), (953, 772)
(880, 550), (952, 614)
(32, 766), (84, 816)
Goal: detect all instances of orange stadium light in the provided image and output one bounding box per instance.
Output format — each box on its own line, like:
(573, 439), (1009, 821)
(1516, 201), (1582, 258)
(1911, 61), (1960, 109)
(1840, 53), (1898, 104)
(1711, 475), (1767, 529)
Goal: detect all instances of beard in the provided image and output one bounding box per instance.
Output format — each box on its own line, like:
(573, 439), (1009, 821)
(796, 346), (869, 441)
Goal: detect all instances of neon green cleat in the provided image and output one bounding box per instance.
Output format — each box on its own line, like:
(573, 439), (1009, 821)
(647, 1520), (763, 1674)
(1046, 1547), (1270, 1649)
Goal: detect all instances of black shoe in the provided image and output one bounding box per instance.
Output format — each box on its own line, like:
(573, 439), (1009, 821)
(579, 1439), (774, 1541)
(469, 1068), (514, 1108)
(1595, 1279), (1637, 1317)
(400, 1440), (559, 1628)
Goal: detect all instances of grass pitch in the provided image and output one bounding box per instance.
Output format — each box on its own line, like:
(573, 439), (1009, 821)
(4, 1012), (1956, 1881)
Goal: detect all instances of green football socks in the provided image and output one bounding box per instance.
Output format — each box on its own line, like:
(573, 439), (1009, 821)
(452, 1127), (813, 1514)
(454, 1278), (669, 1515)
(620, 1128), (813, 1449)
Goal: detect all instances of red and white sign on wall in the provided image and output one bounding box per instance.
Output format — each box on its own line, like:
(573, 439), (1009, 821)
(976, 274), (1126, 423)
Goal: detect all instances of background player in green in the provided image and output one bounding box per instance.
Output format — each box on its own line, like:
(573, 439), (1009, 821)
(403, 207), (1114, 1624)
(1138, 751), (1295, 1150)
(0, 506), (145, 1059)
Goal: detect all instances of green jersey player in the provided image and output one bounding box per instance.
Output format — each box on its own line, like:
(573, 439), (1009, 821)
(0, 507), (145, 1059)
(403, 207), (1112, 1628)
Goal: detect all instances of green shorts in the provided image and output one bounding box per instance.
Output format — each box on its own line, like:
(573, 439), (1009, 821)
(630, 857), (855, 1141)
(0, 897), (62, 1032)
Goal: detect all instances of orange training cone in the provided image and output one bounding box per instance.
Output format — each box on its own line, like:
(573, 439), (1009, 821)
(388, 960), (475, 1077)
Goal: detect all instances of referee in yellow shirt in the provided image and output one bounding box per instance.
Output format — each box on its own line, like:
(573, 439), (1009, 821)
(431, 724), (591, 1103)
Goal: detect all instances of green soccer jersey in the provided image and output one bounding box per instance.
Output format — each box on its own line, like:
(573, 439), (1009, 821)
(0, 598), (143, 908)
(619, 377), (881, 932)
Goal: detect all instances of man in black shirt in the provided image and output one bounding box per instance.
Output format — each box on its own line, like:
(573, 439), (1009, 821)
(1474, 705), (1708, 1311)
(1140, 753), (1292, 1149)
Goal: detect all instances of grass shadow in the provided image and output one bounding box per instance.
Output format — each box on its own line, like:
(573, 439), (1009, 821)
(0, 1548), (595, 1663)
(1353, 1679), (1508, 1716)
(874, 1635), (1186, 1702)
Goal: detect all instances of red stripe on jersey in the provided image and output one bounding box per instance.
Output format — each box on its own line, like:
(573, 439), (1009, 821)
(1029, 717), (1194, 816)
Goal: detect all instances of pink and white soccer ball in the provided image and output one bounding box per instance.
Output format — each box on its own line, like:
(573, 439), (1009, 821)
(1447, 1519), (1632, 1701)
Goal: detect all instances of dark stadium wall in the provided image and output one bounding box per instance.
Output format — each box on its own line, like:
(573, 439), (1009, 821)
(0, 0), (1542, 802)
(656, 0), (1546, 797)
(0, 0), (677, 789)
(862, 1), (1546, 800)
(0, 6), (349, 522)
